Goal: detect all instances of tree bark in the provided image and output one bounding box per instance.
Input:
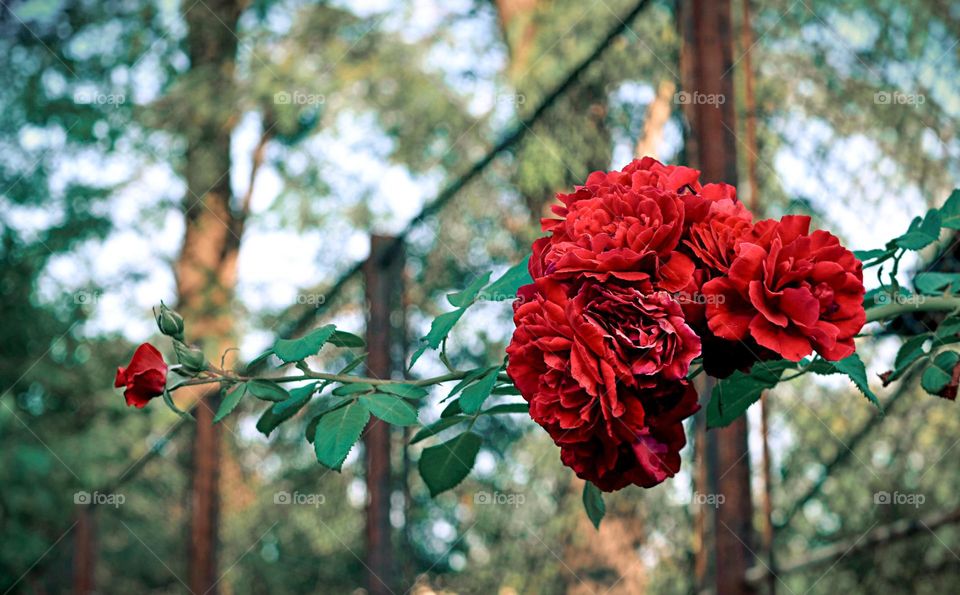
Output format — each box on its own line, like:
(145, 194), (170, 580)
(680, 0), (756, 593)
(175, 1), (243, 593)
(363, 235), (405, 595)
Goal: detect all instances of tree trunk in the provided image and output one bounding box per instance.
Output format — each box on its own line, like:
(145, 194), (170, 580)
(175, 1), (243, 593)
(363, 235), (405, 595)
(680, 0), (757, 593)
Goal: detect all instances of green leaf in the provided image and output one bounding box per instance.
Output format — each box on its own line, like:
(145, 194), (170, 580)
(459, 367), (501, 414)
(936, 317), (960, 340)
(478, 257), (533, 301)
(378, 383), (429, 399)
(853, 248), (893, 262)
(256, 384), (316, 437)
(915, 272), (960, 295)
(360, 394), (419, 426)
(313, 400), (370, 471)
(896, 209), (941, 250)
(273, 324), (337, 363)
(242, 349), (274, 373)
(328, 330), (366, 348)
(246, 379), (290, 402)
(410, 415), (469, 444)
(447, 367), (497, 399)
(214, 383), (247, 423)
(418, 431), (482, 496)
(708, 360), (797, 428)
(921, 351), (960, 395)
(447, 272), (492, 307)
(940, 189), (960, 230)
(304, 396), (353, 444)
(810, 354), (881, 410)
(479, 403), (529, 415)
(440, 398), (463, 418)
(491, 384), (522, 396)
(332, 383), (374, 396)
(582, 481), (606, 530)
(409, 309), (467, 370)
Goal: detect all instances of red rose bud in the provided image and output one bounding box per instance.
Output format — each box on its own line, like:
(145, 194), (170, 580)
(703, 215), (866, 362)
(115, 343), (168, 408)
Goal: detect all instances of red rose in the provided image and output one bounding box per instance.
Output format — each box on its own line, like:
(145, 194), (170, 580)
(506, 277), (701, 490)
(115, 343), (168, 408)
(683, 198), (753, 276)
(703, 215), (866, 362)
(532, 162), (695, 292)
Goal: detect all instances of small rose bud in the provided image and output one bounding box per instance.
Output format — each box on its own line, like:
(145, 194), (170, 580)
(156, 303), (185, 340)
(174, 341), (207, 373)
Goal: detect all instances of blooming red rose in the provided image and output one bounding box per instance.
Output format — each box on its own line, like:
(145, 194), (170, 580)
(506, 277), (701, 490)
(703, 215), (866, 362)
(531, 162), (696, 292)
(115, 343), (168, 408)
(683, 198), (753, 276)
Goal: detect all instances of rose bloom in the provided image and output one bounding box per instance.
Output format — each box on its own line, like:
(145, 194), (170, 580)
(506, 277), (701, 490)
(115, 343), (168, 408)
(529, 159), (702, 293)
(703, 215), (865, 362)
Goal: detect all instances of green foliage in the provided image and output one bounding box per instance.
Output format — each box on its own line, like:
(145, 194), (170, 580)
(215, 383), (248, 423)
(808, 354), (881, 409)
(410, 416), (470, 444)
(360, 393), (419, 426)
(459, 367), (502, 414)
(273, 324), (337, 363)
(418, 431), (482, 497)
(313, 400), (370, 471)
(895, 209), (941, 250)
(921, 351), (959, 395)
(246, 379), (291, 402)
(582, 481), (606, 530)
(708, 360), (797, 428)
(257, 383), (317, 437)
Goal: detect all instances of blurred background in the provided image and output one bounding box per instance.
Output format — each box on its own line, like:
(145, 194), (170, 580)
(2, 0), (960, 593)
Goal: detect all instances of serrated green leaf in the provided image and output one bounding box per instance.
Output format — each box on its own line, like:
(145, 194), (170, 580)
(853, 248), (893, 262)
(332, 383), (374, 396)
(360, 394), (419, 426)
(940, 189), (960, 230)
(214, 383), (247, 423)
(313, 400), (370, 471)
(479, 403), (529, 415)
(915, 272), (960, 295)
(896, 209), (941, 250)
(460, 367), (501, 414)
(418, 431), (481, 496)
(708, 360), (797, 428)
(256, 383), (316, 437)
(274, 324), (337, 363)
(304, 396), (353, 443)
(937, 317), (960, 340)
(447, 272), (492, 307)
(409, 308), (467, 370)
(447, 367), (497, 399)
(246, 379), (290, 402)
(921, 351), (960, 395)
(478, 257), (533, 301)
(582, 481), (605, 530)
(410, 415), (470, 444)
(810, 354), (881, 410)
(329, 330), (366, 348)
(379, 383), (429, 399)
